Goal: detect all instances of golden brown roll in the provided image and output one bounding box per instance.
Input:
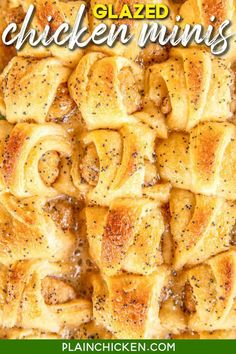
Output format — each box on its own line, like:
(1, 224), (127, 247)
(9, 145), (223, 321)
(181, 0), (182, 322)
(0, 56), (82, 128)
(0, 122), (73, 197)
(156, 122), (236, 200)
(9, 0), (88, 68)
(68, 52), (143, 130)
(0, 57), (71, 123)
(86, 198), (165, 276)
(146, 48), (233, 131)
(179, 0), (236, 62)
(73, 123), (165, 206)
(89, 0), (175, 63)
(182, 250), (236, 331)
(0, 193), (76, 265)
(170, 189), (236, 270)
(92, 267), (169, 339)
(160, 250), (236, 334)
(0, 260), (92, 333)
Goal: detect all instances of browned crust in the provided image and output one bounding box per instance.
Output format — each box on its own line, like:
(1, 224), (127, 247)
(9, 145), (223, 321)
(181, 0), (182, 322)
(115, 0), (137, 27)
(194, 125), (224, 178)
(2, 128), (27, 185)
(99, 62), (116, 93)
(41, 276), (76, 305)
(188, 60), (204, 108)
(36, 1), (64, 33)
(5, 6), (25, 25)
(185, 207), (212, 248)
(184, 282), (196, 313)
(112, 288), (147, 326)
(202, 0), (227, 27)
(110, 277), (150, 329)
(219, 254), (234, 296)
(102, 208), (134, 267)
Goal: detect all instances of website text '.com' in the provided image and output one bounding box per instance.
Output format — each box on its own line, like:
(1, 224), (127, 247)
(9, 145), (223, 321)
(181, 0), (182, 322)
(62, 342), (176, 352)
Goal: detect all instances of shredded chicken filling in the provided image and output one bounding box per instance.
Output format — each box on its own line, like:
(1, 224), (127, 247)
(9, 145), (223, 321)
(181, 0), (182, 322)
(38, 150), (60, 186)
(41, 276), (76, 305)
(118, 67), (142, 115)
(47, 84), (77, 122)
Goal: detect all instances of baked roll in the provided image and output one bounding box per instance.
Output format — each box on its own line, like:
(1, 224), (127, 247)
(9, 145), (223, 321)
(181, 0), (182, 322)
(73, 123), (162, 205)
(0, 260), (92, 333)
(0, 193), (76, 265)
(179, 0), (236, 62)
(170, 189), (236, 270)
(9, 0), (88, 68)
(92, 267), (169, 339)
(182, 250), (236, 331)
(67, 51), (167, 137)
(160, 250), (236, 334)
(156, 122), (236, 200)
(0, 57), (71, 123)
(146, 48), (233, 131)
(86, 198), (165, 276)
(1, 122), (72, 197)
(89, 0), (175, 63)
(68, 52), (143, 130)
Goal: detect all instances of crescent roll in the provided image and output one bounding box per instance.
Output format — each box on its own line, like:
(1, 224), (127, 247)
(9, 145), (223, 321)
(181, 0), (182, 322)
(0, 193), (75, 265)
(68, 52), (143, 130)
(92, 267), (169, 339)
(160, 250), (236, 334)
(156, 122), (236, 200)
(1, 122), (73, 197)
(179, 0), (236, 62)
(182, 250), (236, 331)
(73, 123), (164, 205)
(146, 48), (233, 131)
(0, 57), (71, 124)
(170, 189), (236, 270)
(86, 198), (165, 276)
(0, 260), (92, 333)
